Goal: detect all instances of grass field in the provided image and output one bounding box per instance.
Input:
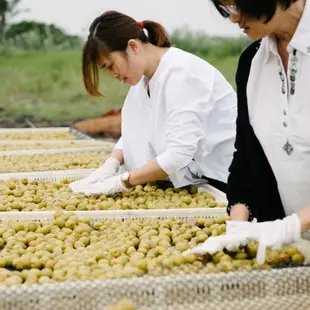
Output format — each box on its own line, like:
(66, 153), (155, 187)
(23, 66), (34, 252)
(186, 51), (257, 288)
(0, 48), (239, 127)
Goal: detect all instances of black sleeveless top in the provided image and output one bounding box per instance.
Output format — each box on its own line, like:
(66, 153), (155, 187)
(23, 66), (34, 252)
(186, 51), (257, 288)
(226, 40), (286, 222)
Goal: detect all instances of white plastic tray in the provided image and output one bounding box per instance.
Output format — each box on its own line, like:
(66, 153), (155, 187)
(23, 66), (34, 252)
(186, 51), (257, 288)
(0, 127), (92, 140)
(0, 140), (115, 146)
(0, 169), (96, 181)
(198, 183), (227, 204)
(0, 208), (227, 222)
(0, 146), (113, 156)
(0, 169), (226, 205)
(0, 127), (70, 133)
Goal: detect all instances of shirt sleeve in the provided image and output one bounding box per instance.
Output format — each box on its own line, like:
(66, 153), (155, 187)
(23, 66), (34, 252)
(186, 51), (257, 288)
(156, 67), (214, 175)
(114, 137), (123, 151)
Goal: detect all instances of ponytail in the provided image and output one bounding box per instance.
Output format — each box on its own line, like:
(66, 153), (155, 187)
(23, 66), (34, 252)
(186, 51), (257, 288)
(142, 20), (172, 47)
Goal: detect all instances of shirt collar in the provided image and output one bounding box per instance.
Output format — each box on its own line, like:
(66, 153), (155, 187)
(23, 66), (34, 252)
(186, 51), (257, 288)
(148, 47), (174, 89)
(264, 0), (310, 63)
(263, 36), (278, 63)
(290, 0), (310, 54)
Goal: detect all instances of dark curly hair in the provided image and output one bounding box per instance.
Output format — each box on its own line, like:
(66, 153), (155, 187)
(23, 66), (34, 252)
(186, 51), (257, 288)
(211, 0), (299, 23)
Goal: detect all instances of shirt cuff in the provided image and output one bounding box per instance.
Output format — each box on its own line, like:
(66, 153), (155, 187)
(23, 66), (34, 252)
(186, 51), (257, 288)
(156, 150), (193, 176)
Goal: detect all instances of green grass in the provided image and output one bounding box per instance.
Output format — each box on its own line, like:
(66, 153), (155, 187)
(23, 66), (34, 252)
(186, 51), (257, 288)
(0, 49), (238, 125)
(0, 50), (129, 123)
(207, 55), (238, 88)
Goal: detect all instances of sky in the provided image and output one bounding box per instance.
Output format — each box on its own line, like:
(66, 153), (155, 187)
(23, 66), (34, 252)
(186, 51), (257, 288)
(15, 0), (243, 38)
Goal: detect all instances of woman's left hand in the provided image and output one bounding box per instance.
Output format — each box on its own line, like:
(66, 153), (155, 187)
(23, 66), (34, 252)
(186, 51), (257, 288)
(185, 214), (301, 265)
(70, 175), (128, 196)
(236, 214), (301, 264)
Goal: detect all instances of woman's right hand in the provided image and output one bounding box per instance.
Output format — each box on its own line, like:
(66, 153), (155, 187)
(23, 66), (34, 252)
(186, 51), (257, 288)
(69, 157), (120, 192)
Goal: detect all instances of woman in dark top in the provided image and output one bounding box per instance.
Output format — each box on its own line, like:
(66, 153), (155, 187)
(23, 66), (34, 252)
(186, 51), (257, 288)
(186, 0), (310, 264)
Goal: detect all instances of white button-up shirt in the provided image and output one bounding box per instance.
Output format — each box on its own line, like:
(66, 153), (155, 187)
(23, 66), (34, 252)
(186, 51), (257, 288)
(115, 47), (237, 188)
(247, 0), (310, 216)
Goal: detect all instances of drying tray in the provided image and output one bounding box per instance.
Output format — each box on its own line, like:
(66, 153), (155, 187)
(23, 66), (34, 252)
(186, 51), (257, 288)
(0, 127), (92, 140)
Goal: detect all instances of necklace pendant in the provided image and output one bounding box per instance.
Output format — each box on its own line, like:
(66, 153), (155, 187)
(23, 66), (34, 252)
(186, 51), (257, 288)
(283, 140), (294, 155)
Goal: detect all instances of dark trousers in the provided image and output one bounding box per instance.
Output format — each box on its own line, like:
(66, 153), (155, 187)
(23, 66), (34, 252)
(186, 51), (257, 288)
(202, 175), (227, 194)
(156, 177), (227, 194)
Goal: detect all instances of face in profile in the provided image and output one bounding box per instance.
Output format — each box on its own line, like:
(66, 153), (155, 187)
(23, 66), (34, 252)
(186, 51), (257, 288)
(218, 0), (284, 40)
(97, 40), (146, 86)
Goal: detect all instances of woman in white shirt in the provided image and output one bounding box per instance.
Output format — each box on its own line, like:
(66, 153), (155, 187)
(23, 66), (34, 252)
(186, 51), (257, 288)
(70, 10), (237, 195)
(187, 0), (310, 264)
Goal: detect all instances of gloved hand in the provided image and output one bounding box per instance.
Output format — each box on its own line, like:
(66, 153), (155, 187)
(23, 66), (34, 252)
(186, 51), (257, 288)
(69, 157), (120, 192)
(226, 218), (257, 235)
(184, 219), (256, 255)
(72, 174), (128, 196)
(247, 214), (301, 265)
(184, 214), (301, 265)
(183, 232), (250, 256)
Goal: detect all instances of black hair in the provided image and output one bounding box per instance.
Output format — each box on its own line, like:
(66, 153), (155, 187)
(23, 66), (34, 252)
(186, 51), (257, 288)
(82, 10), (172, 97)
(211, 0), (298, 23)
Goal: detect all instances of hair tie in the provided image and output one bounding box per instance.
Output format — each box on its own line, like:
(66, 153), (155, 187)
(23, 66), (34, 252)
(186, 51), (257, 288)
(138, 21), (144, 29)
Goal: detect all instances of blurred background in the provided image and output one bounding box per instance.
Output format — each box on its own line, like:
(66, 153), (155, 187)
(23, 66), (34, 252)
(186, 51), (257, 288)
(0, 0), (248, 129)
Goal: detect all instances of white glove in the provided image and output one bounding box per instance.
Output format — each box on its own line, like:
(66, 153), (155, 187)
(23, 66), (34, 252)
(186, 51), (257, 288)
(184, 219), (254, 256)
(72, 175), (128, 196)
(226, 218), (257, 235)
(183, 232), (250, 256)
(247, 214), (301, 265)
(184, 214), (301, 265)
(69, 158), (120, 192)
